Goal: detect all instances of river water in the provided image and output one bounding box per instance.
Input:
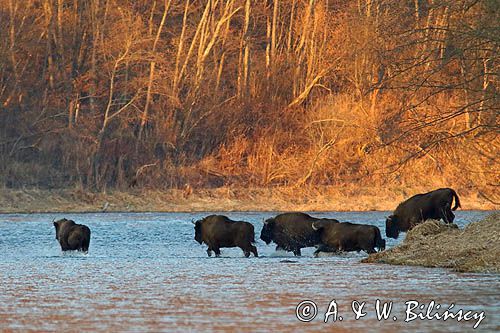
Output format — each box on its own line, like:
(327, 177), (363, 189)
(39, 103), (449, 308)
(0, 211), (498, 332)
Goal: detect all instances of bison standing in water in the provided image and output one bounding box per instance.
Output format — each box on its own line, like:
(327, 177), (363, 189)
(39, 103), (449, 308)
(260, 212), (339, 256)
(193, 215), (258, 257)
(312, 221), (385, 255)
(53, 218), (91, 253)
(386, 188), (461, 239)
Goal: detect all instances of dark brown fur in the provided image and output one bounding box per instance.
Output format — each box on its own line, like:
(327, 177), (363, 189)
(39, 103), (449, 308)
(260, 212), (339, 256)
(386, 188), (461, 239)
(194, 215), (258, 257)
(312, 221), (385, 255)
(53, 218), (91, 252)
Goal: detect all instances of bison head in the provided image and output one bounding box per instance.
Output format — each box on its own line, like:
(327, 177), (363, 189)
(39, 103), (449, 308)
(385, 215), (400, 239)
(260, 218), (275, 244)
(312, 218), (339, 231)
(53, 218), (73, 240)
(194, 220), (203, 244)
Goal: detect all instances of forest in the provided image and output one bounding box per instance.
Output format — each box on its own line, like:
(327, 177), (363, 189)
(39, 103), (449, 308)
(0, 0), (498, 200)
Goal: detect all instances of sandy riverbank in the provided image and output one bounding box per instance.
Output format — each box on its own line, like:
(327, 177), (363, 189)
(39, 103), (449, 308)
(0, 186), (497, 213)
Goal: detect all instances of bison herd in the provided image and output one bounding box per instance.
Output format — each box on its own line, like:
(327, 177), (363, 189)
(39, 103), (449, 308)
(52, 188), (461, 257)
(194, 212), (386, 257)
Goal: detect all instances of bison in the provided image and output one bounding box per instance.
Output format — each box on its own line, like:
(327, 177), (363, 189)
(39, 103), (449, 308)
(386, 188), (461, 239)
(53, 218), (91, 253)
(193, 215), (258, 257)
(312, 221), (385, 256)
(260, 212), (339, 256)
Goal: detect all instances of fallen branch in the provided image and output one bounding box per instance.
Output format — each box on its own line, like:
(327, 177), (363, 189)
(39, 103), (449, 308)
(135, 162), (158, 178)
(288, 70), (327, 108)
(288, 64), (336, 108)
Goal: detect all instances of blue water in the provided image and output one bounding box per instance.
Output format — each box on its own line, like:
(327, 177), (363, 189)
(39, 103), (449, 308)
(0, 211), (498, 332)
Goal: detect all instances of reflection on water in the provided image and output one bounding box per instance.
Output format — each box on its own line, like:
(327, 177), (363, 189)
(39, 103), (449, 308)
(0, 211), (498, 332)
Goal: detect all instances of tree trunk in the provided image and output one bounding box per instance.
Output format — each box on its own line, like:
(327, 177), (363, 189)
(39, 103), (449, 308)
(173, 0), (190, 96)
(136, 0), (172, 153)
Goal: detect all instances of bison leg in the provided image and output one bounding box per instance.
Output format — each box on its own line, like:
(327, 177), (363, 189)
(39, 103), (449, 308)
(242, 244), (258, 258)
(313, 245), (329, 257)
(206, 248), (213, 257)
(377, 239), (386, 252)
(214, 248), (221, 257)
(440, 208), (448, 223)
(366, 247), (376, 254)
(444, 208), (455, 224)
(293, 248), (302, 257)
(251, 245), (258, 257)
(77, 241), (87, 252)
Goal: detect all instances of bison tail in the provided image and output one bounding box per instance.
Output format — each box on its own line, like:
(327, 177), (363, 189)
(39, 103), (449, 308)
(450, 188), (461, 211)
(83, 228), (91, 252)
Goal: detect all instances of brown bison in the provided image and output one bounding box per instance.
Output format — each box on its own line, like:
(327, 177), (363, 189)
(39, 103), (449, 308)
(386, 188), (461, 239)
(312, 221), (386, 255)
(260, 212), (339, 256)
(194, 215), (258, 257)
(53, 218), (91, 253)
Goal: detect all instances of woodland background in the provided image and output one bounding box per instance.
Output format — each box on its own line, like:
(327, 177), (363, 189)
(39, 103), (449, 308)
(0, 0), (498, 202)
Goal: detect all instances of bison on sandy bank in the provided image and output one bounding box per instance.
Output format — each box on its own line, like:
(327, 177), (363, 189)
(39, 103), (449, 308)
(386, 188), (461, 239)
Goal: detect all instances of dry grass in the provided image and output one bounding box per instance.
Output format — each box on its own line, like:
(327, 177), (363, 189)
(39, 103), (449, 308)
(363, 213), (500, 273)
(0, 186), (496, 213)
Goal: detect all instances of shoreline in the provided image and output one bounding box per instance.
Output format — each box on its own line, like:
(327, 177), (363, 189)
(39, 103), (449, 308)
(0, 187), (497, 214)
(363, 213), (500, 273)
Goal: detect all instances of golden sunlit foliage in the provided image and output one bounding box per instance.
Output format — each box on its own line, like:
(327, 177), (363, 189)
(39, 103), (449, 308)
(0, 0), (498, 196)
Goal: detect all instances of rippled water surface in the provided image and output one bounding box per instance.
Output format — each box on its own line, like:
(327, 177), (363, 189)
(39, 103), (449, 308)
(0, 211), (498, 332)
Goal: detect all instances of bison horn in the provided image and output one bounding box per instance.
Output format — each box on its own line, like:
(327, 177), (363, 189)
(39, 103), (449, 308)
(191, 219), (196, 225)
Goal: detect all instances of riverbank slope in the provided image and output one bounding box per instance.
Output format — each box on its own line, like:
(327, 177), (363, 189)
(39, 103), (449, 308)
(363, 213), (500, 273)
(0, 187), (497, 213)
